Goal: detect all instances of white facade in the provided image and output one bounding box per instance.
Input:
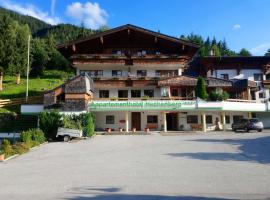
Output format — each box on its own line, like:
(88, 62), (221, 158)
(94, 110), (249, 132)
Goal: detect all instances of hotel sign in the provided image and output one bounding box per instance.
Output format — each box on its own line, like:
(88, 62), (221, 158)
(89, 100), (196, 111)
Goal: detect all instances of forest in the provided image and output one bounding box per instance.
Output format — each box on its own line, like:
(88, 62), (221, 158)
(0, 6), (270, 80)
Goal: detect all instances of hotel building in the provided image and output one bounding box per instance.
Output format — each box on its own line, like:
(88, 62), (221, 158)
(44, 24), (270, 132)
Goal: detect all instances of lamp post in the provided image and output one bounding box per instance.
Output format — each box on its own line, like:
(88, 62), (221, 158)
(26, 35), (31, 103)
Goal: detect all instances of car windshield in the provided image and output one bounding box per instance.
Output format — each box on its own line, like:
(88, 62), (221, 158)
(249, 119), (259, 123)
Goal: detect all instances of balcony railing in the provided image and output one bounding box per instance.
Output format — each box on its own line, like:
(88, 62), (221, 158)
(72, 54), (188, 60)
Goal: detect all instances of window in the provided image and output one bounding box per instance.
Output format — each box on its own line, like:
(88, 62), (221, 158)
(144, 90), (154, 97)
(254, 73), (263, 81)
(137, 50), (147, 56)
(106, 115), (114, 124)
(206, 115), (213, 124)
(118, 90), (128, 98)
(171, 89), (179, 97)
(112, 70), (122, 77)
(225, 115), (230, 124)
(187, 115), (198, 124)
(147, 115), (158, 123)
(220, 74), (229, 80)
(259, 92), (265, 98)
(233, 115), (243, 123)
(99, 90), (109, 98)
(112, 50), (122, 55)
(87, 70), (103, 77)
(137, 70), (147, 77)
(155, 70), (178, 77)
(131, 90), (141, 98)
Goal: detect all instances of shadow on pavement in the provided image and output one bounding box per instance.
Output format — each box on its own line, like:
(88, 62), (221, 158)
(167, 136), (270, 164)
(65, 187), (234, 200)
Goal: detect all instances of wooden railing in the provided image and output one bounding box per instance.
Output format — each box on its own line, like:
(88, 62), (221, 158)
(0, 96), (43, 108)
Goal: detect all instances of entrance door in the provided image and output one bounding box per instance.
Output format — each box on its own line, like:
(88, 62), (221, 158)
(132, 112), (141, 131)
(166, 113), (178, 131)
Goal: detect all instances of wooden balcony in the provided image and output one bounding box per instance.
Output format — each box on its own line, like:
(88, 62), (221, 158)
(93, 97), (195, 101)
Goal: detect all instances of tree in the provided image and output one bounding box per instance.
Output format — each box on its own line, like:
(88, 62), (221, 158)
(31, 38), (49, 76)
(265, 49), (270, 56)
(195, 77), (208, 100)
(239, 48), (252, 56)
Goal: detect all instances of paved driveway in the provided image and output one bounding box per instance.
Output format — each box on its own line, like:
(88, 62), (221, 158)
(1, 132), (270, 200)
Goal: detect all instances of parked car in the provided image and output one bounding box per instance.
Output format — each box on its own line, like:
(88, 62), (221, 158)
(232, 118), (263, 132)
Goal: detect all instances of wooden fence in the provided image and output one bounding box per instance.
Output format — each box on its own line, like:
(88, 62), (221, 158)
(0, 96), (43, 108)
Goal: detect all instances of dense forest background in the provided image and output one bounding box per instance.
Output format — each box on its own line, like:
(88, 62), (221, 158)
(0, 7), (270, 78)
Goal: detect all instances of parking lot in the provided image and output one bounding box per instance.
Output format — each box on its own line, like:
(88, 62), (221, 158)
(1, 131), (270, 200)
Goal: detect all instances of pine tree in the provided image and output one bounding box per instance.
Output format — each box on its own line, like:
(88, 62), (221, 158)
(239, 48), (252, 56)
(195, 77), (208, 100)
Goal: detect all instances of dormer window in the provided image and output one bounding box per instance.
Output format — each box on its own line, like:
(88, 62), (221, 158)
(220, 74), (229, 80)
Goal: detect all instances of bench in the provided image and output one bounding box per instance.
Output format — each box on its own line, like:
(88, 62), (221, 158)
(190, 124), (203, 131)
(145, 124), (158, 131)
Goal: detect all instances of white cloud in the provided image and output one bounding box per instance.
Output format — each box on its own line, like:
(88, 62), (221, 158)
(51, 0), (57, 16)
(66, 2), (108, 29)
(250, 43), (270, 56)
(0, 0), (60, 25)
(233, 24), (241, 30)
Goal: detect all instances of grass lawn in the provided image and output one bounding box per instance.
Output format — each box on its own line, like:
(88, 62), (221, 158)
(0, 70), (75, 99)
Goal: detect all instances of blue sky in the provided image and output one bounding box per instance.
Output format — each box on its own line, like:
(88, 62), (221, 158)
(0, 0), (270, 55)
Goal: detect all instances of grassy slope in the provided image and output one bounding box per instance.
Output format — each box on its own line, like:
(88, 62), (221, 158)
(0, 70), (74, 99)
(0, 70), (75, 113)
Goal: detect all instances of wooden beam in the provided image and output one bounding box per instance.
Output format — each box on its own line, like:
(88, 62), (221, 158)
(182, 45), (185, 50)
(127, 29), (130, 35)
(155, 36), (158, 43)
(72, 44), (76, 52)
(100, 36), (104, 44)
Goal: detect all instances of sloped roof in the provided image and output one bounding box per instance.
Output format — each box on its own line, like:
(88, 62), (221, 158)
(158, 76), (197, 86)
(57, 24), (200, 49)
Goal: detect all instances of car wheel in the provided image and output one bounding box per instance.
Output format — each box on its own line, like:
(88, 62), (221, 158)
(245, 127), (249, 133)
(258, 129), (262, 132)
(63, 135), (70, 142)
(233, 129), (237, 132)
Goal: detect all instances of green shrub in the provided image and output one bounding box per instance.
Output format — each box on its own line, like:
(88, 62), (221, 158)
(39, 111), (62, 139)
(20, 131), (33, 148)
(31, 129), (46, 144)
(81, 113), (95, 137)
(0, 149), (4, 155)
(13, 142), (29, 155)
(2, 139), (14, 157)
(62, 115), (82, 130)
(209, 88), (230, 101)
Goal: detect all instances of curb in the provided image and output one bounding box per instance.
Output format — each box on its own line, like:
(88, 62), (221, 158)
(1, 154), (19, 162)
(0, 142), (48, 163)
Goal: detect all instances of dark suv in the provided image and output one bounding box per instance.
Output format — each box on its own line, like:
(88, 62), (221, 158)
(232, 118), (263, 132)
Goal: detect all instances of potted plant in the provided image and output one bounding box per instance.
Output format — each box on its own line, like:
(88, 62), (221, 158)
(145, 127), (150, 133)
(132, 127), (136, 132)
(107, 128), (112, 133)
(0, 149), (5, 161)
(119, 128), (123, 132)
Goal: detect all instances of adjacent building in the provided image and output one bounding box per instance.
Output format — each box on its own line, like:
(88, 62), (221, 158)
(48, 24), (270, 132)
